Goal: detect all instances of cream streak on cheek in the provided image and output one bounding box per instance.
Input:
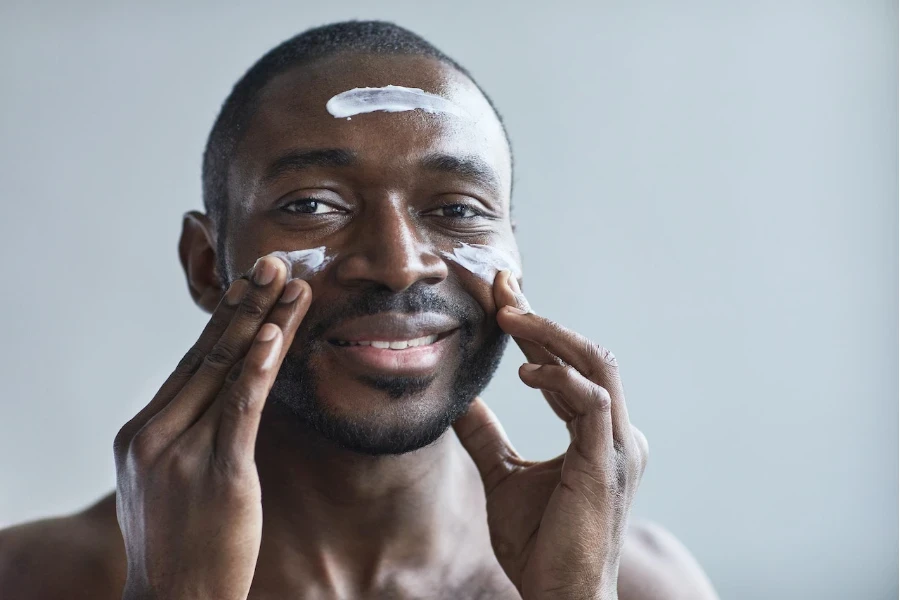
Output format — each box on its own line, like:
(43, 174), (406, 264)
(440, 243), (521, 284)
(271, 247), (333, 280)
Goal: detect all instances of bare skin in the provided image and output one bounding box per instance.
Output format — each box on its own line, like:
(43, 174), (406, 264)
(0, 53), (720, 599)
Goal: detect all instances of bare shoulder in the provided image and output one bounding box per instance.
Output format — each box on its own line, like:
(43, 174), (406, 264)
(0, 492), (125, 600)
(617, 520), (720, 600)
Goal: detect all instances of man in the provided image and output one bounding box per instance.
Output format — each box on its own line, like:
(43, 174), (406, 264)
(0, 21), (719, 599)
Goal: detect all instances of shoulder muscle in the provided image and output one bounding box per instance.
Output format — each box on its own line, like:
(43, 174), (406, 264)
(618, 520), (720, 600)
(0, 496), (124, 600)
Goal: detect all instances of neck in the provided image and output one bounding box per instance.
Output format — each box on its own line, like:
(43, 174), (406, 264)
(252, 402), (491, 594)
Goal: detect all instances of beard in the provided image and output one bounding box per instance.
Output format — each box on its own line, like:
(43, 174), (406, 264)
(266, 281), (509, 456)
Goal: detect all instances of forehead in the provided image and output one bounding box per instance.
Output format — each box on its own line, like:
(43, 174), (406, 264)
(229, 53), (511, 203)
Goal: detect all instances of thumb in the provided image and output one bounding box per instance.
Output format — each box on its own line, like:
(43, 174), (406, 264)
(493, 270), (575, 438)
(493, 270), (563, 368)
(453, 397), (520, 493)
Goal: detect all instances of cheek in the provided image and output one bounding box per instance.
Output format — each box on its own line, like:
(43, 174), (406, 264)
(440, 243), (521, 283)
(441, 242), (522, 316)
(452, 268), (498, 320)
(272, 247), (333, 280)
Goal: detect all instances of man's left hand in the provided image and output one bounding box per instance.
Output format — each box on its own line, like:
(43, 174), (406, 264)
(454, 270), (649, 600)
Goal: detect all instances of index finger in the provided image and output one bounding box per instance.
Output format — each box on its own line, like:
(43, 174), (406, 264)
(496, 306), (630, 441)
(114, 277), (250, 456)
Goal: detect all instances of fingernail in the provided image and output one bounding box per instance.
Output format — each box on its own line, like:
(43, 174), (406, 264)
(507, 272), (522, 294)
(274, 255), (293, 280)
(521, 363), (541, 372)
(279, 280), (303, 304)
(252, 257), (278, 286)
(257, 323), (279, 342)
(224, 279), (248, 305)
(505, 305), (528, 315)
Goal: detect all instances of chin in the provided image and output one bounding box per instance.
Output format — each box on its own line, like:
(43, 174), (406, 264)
(270, 373), (470, 456)
(267, 333), (509, 456)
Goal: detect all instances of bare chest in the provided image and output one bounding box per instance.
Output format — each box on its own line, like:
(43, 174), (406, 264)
(246, 565), (520, 600)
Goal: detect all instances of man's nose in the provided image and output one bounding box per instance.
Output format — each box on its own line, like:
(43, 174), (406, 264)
(334, 201), (449, 292)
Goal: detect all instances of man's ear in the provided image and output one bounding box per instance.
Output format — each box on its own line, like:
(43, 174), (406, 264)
(178, 210), (224, 314)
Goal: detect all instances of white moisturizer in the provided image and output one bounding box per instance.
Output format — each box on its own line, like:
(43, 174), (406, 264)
(325, 85), (470, 119)
(271, 247), (332, 280)
(441, 243), (522, 284)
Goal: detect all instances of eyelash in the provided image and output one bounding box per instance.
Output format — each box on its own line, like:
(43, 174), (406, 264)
(280, 199), (488, 220)
(430, 203), (486, 219)
(281, 198), (339, 215)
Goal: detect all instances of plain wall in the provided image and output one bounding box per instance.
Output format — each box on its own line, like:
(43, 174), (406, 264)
(0, 1), (896, 598)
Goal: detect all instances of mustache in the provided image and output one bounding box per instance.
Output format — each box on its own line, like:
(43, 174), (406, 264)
(300, 281), (484, 342)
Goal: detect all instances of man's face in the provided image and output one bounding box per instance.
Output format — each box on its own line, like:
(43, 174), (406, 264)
(217, 53), (517, 455)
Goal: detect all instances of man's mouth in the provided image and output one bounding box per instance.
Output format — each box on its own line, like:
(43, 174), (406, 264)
(323, 313), (461, 377)
(331, 333), (440, 349)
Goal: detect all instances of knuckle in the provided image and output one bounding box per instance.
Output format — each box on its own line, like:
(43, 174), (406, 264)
(600, 346), (618, 366)
(560, 364), (578, 383)
(174, 346), (205, 377)
(632, 427), (650, 466)
(626, 449), (643, 475)
(238, 294), (267, 319)
(112, 425), (135, 461)
(591, 385), (612, 411)
(127, 427), (160, 465)
(163, 448), (196, 484)
(585, 340), (604, 362)
(205, 341), (241, 369)
(225, 387), (260, 418)
(582, 341), (606, 378)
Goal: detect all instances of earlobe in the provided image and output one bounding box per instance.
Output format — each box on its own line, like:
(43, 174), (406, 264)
(178, 211), (223, 314)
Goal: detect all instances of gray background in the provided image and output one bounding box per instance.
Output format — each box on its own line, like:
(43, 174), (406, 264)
(0, 1), (896, 598)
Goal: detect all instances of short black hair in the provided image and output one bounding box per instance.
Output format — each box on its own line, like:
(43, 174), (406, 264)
(202, 20), (511, 231)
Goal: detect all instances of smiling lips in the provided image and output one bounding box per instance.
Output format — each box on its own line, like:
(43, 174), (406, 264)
(325, 313), (460, 376)
(333, 334), (440, 350)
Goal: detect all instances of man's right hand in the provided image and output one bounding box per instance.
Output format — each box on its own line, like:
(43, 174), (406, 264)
(112, 255), (310, 600)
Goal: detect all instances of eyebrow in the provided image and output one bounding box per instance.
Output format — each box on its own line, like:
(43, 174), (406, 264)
(261, 148), (356, 185)
(259, 148), (501, 194)
(420, 153), (501, 194)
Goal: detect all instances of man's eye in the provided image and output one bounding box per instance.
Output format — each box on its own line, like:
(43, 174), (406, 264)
(429, 204), (481, 218)
(282, 199), (339, 215)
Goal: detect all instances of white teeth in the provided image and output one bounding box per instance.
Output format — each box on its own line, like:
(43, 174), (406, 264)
(410, 334), (438, 347)
(339, 334), (440, 349)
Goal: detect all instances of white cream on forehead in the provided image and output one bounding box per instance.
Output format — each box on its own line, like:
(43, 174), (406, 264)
(441, 243), (521, 284)
(271, 247), (332, 280)
(326, 85), (470, 119)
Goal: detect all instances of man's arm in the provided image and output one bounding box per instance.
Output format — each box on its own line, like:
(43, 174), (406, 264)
(619, 520), (719, 600)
